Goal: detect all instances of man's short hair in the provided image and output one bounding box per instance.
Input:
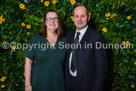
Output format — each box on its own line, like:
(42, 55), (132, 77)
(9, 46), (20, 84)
(72, 5), (89, 16)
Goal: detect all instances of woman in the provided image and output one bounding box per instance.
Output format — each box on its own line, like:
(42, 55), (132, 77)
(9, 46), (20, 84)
(23, 10), (66, 91)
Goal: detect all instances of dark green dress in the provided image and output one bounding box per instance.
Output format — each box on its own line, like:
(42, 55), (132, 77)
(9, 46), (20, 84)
(23, 34), (66, 91)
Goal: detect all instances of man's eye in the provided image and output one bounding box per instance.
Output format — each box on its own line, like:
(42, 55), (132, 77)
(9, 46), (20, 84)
(75, 16), (78, 18)
(81, 15), (85, 17)
(54, 17), (57, 19)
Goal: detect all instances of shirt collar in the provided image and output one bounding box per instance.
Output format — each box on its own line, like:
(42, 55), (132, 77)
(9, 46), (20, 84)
(76, 25), (88, 36)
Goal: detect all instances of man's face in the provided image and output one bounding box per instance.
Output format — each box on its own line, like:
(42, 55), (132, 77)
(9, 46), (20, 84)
(73, 6), (90, 31)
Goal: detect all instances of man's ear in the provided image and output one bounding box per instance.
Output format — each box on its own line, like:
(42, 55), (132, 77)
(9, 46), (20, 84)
(88, 15), (90, 21)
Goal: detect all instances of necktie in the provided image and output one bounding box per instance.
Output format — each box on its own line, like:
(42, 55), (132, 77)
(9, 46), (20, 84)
(71, 32), (80, 72)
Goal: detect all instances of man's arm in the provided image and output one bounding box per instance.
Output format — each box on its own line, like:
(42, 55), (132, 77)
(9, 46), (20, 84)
(92, 33), (108, 91)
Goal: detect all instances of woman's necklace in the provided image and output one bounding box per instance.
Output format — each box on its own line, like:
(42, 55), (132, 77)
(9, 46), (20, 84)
(47, 34), (57, 47)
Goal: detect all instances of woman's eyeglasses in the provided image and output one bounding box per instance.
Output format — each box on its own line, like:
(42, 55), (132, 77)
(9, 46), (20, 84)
(46, 17), (59, 22)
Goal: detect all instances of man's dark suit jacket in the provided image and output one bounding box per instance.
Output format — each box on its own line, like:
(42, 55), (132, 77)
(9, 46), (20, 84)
(65, 26), (108, 91)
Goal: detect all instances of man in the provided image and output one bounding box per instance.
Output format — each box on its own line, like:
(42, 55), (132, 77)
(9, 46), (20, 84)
(65, 5), (108, 91)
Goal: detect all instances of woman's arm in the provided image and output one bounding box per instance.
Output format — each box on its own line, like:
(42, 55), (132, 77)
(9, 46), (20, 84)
(25, 57), (33, 91)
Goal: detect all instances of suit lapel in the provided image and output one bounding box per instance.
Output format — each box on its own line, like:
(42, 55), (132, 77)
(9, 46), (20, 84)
(80, 26), (90, 45)
(68, 30), (76, 52)
(70, 30), (76, 43)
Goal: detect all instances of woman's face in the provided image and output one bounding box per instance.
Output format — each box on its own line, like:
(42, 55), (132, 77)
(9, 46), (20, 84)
(45, 12), (59, 32)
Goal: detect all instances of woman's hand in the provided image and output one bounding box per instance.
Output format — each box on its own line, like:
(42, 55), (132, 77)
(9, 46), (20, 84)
(25, 85), (32, 91)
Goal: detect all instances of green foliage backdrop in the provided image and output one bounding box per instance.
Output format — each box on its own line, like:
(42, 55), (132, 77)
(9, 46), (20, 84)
(0, 0), (136, 90)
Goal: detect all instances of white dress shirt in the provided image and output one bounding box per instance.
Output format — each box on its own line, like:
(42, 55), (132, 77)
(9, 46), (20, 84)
(69, 25), (88, 76)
